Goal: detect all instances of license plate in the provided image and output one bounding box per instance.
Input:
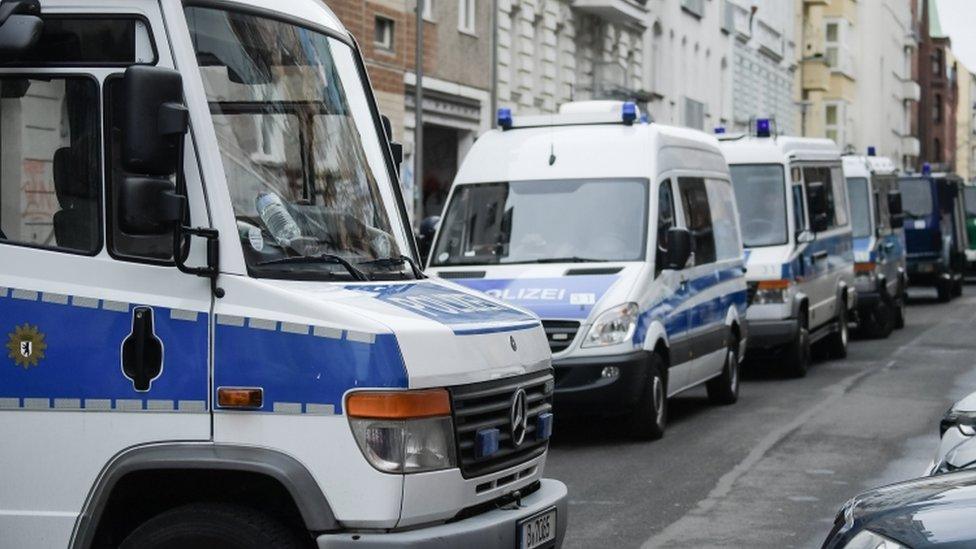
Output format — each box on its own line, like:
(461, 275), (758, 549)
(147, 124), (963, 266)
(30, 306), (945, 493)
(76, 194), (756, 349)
(518, 508), (557, 549)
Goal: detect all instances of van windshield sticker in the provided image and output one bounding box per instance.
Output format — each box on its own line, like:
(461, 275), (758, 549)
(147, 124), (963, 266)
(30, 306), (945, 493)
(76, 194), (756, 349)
(451, 275), (620, 320)
(346, 283), (538, 335)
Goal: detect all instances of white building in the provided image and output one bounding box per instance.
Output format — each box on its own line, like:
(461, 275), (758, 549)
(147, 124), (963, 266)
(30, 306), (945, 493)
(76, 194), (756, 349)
(850, 0), (919, 167)
(723, 0), (798, 135)
(495, 0), (649, 114)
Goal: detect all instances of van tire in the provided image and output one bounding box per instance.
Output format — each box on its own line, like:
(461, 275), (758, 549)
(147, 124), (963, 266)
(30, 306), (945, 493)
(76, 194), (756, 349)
(783, 325), (811, 378)
(952, 276), (963, 297)
(706, 336), (739, 405)
(119, 503), (305, 549)
(627, 355), (667, 440)
(824, 304), (849, 359)
(937, 278), (953, 302)
(862, 300), (894, 339)
(893, 295), (906, 329)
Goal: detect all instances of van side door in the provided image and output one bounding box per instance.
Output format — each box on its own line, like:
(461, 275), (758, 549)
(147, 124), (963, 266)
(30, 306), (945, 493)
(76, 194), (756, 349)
(654, 178), (691, 392)
(0, 6), (212, 547)
(802, 165), (850, 328)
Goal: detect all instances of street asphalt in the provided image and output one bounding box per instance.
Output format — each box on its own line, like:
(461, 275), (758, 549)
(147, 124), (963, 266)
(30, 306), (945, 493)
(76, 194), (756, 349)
(547, 286), (976, 548)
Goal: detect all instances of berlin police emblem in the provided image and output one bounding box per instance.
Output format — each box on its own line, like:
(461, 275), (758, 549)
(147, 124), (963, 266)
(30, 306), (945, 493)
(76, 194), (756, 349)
(6, 324), (47, 369)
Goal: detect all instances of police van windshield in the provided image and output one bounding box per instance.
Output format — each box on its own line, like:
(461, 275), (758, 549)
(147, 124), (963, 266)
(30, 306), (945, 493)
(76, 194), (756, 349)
(185, 7), (413, 280)
(729, 164), (788, 247)
(431, 179), (648, 266)
(847, 177), (872, 238)
(964, 188), (976, 218)
(899, 178), (934, 219)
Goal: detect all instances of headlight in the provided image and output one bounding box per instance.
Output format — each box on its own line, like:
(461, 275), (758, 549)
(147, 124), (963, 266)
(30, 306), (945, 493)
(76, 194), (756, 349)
(940, 408), (976, 437)
(843, 530), (907, 549)
(583, 303), (639, 348)
(753, 280), (791, 305)
(346, 389), (457, 474)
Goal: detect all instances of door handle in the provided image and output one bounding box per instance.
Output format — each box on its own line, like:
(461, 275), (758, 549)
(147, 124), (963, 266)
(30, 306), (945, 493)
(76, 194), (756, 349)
(812, 251), (829, 261)
(122, 307), (163, 392)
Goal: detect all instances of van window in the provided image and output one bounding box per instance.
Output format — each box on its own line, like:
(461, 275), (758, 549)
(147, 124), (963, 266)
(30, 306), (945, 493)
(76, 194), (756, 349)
(831, 166), (849, 226)
(0, 76), (101, 254)
(729, 164), (787, 247)
(432, 179), (649, 265)
(792, 185), (806, 234)
(705, 179), (741, 260)
(965, 187), (976, 218)
(803, 166), (836, 231)
(656, 180), (675, 273)
(678, 177), (716, 265)
(899, 178), (934, 218)
(847, 177), (872, 238)
(1, 17), (155, 66)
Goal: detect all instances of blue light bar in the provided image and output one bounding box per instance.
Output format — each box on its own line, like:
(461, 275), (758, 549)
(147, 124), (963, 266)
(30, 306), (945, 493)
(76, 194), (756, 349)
(922, 162), (932, 176)
(867, 146), (877, 157)
(497, 108), (513, 130)
(536, 412), (554, 441)
(475, 428), (500, 458)
(622, 102), (637, 125)
(756, 118), (771, 138)
(714, 127), (726, 135)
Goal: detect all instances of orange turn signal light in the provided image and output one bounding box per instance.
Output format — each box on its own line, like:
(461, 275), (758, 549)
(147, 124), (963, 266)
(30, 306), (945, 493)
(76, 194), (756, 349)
(346, 389), (451, 419)
(854, 262), (876, 273)
(757, 279), (791, 290)
(217, 387), (264, 409)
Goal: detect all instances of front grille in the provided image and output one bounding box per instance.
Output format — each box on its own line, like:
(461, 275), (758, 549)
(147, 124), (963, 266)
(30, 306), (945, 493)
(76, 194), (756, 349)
(449, 371), (553, 479)
(746, 282), (758, 304)
(541, 320), (580, 353)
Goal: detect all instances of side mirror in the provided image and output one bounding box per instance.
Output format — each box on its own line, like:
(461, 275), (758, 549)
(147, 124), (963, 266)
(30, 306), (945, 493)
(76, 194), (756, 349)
(417, 215), (440, 262)
(796, 230), (815, 244)
(0, 1), (42, 55)
(811, 212), (830, 233)
(381, 114), (404, 173)
(118, 66), (188, 236)
(665, 227), (692, 270)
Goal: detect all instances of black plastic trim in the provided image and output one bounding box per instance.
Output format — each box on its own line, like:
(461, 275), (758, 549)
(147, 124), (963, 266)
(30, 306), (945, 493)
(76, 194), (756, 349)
(69, 443), (338, 549)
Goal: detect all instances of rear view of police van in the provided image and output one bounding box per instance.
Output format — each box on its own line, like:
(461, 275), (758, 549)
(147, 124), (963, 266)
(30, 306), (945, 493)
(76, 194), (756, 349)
(427, 101), (749, 440)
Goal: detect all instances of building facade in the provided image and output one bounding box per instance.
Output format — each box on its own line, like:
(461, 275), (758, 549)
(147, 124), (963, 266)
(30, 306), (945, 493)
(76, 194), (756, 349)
(949, 49), (976, 180)
(917, 0), (957, 171)
(725, 0), (798, 135)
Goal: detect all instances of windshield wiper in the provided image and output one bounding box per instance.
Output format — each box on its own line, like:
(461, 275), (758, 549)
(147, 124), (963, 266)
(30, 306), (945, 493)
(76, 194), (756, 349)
(258, 253), (369, 281)
(358, 255), (426, 279)
(531, 256), (609, 264)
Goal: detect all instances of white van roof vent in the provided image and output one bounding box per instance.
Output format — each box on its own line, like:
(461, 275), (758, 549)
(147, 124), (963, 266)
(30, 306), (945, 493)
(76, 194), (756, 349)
(497, 101), (644, 131)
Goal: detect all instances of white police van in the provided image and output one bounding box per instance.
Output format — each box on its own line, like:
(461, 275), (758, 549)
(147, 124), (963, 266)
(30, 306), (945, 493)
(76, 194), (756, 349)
(426, 101), (749, 440)
(720, 122), (855, 377)
(842, 152), (907, 338)
(0, 1), (566, 547)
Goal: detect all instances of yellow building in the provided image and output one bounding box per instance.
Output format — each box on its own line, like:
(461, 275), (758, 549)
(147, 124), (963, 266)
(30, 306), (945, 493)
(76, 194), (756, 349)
(948, 49), (976, 180)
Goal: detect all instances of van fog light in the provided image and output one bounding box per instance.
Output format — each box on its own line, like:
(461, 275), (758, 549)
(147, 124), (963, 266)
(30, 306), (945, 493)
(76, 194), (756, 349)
(601, 366), (620, 379)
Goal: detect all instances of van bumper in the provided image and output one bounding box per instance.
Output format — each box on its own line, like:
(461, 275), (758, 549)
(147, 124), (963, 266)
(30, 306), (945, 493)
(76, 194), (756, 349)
(552, 350), (650, 416)
(745, 318), (799, 350)
(316, 479), (568, 548)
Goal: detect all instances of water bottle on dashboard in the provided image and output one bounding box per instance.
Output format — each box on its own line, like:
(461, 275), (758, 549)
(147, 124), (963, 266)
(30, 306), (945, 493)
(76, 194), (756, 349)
(256, 192), (302, 247)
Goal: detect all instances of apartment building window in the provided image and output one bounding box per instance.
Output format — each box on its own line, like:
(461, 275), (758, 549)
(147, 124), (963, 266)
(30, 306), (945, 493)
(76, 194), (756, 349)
(933, 49), (943, 77)
(684, 97), (705, 130)
(421, 0), (433, 21)
(825, 101), (846, 147)
(458, 0), (475, 34)
(682, 0), (705, 18)
(934, 95), (943, 123)
(374, 16), (394, 51)
(824, 19), (853, 75)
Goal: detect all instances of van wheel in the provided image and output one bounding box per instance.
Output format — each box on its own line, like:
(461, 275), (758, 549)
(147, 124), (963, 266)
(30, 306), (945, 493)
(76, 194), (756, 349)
(952, 276), (964, 297)
(862, 300), (894, 339)
(783, 324), (811, 378)
(893, 295), (906, 329)
(628, 355), (667, 440)
(824, 304), (849, 359)
(937, 278), (953, 302)
(706, 336), (739, 405)
(119, 503), (305, 549)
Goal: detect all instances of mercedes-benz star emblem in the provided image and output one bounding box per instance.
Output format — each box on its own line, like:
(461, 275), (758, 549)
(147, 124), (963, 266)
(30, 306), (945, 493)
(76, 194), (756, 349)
(510, 335), (518, 352)
(510, 388), (529, 447)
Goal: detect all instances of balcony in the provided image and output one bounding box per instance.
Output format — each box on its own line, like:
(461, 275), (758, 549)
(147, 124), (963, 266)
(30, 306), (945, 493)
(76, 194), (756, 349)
(901, 136), (920, 157)
(902, 80), (921, 102)
(755, 20), (784, 60)
(571, 0), (648, 27)
(802, 58), (830, 92)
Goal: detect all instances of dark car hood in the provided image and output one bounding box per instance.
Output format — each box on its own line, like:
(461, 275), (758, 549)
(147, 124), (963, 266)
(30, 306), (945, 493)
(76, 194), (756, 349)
(845, 470), (976, 547)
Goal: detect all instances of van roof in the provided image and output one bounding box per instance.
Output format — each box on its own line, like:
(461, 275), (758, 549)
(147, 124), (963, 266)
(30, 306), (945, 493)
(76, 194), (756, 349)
(842, 155), (899, 177)
(454, 122), (729, 185)
(718, 135), (840, 165)
(212, 0), (345, 34)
